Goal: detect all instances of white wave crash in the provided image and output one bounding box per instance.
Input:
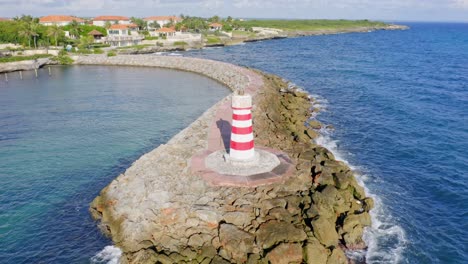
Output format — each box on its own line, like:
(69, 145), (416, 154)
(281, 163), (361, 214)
(91, 245), (122, 264)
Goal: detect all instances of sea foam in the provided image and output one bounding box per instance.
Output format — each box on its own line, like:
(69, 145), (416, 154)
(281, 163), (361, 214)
(314, 115), (407, 263)
(91, 245), (122, 264)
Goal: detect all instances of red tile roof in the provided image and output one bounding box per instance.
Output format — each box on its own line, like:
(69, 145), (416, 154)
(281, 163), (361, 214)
(108, 23), (137, 30)
(39, 15), (84, 23)
(210, 23), (223, 27)
(0, 18), (9, 21)
(88, 29), (104, 36)
(143, 16), (181, 22)
(93, 15), (129, 21)
(156, 27), (176, 33)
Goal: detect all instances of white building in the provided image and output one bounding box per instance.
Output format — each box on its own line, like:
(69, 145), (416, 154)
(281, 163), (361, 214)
(39, 15), (85, 26)
(104, 24), (143, 47)
(92, 16), (131, 27)
(144, 16), (182, 29)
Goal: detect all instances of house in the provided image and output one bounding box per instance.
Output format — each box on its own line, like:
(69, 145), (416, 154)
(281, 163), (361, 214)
(92, 16), (130, 27)
(209, 23), (223, 31)
(0, 18), (9, 22)
(103, 24), (143, 47)
(144, 16), (182, 29)
(39, 15), (84, 26)
(154, 27), (176, 38)
(88, 30), (104, 42)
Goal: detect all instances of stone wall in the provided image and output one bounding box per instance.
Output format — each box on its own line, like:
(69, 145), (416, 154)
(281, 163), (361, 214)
(86, 55), (374, 264)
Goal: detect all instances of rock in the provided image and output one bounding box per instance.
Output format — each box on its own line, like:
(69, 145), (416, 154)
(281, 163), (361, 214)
(308, 120), (322, 130)
(223, 211), (254, 227)
(219, 224), (255, 263)
(343, 212), (371, 232)
(326, 248), (347, 264)
(266, 243), (303, 264)
(363, 197), (374, 211)
(304, 238), (329, 264)
(343, 224), (366, 249)
(334, 171), (354, 189)
(256, 220), (307, 249)
(351, 183), (366, 200)
(311, 217), (339, 247)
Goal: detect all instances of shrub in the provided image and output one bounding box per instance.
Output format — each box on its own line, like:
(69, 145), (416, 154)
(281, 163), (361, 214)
(93, 48), (104, 54)
(56, 51), (73, 65)
(173, 41), (188, 46)
(145, 36), (158, 40)
(0, 54), (52, 63)
(107, 51), (116, 57)
(156, 42), (163, 47)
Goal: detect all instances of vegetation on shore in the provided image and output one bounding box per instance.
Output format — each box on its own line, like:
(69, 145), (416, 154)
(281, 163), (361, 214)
(239, 19), (388, 31)
(0, 54), (52, 63)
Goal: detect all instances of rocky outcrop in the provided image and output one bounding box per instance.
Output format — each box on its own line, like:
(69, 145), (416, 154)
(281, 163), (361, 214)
(87, 55), (374, 263)
(0, 58), (55, 73)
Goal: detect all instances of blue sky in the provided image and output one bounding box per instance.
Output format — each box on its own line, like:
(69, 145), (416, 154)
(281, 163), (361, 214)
(0, 0), (467, 22)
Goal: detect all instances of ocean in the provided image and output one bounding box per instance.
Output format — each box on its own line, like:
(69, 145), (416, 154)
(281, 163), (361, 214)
(0, 66), (229, 263)
(0, 22), (466, 263)
(185, 22), (468, 263)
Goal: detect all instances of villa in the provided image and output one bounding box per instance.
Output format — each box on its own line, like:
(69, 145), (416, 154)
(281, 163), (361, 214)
(154, 27), (176, 38)
(209, 22), (223, 31)
(144, 16), (182, 29)
(39, 15), (84, 26)
(92, 16), (131, 27)
(103, 24), (143, 47)
(88, 30), (104, 42)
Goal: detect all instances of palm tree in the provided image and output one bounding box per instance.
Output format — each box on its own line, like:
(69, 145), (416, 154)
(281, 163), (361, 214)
(18, 21), (38, 48)
(69, 20), (82, 39)
(47, 25), (63, 47)
(104, 21), (112, 30)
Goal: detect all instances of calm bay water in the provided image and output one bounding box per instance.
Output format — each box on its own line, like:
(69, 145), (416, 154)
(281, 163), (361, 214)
(0, 66), (229, 263)
(185, 22), (468, 263)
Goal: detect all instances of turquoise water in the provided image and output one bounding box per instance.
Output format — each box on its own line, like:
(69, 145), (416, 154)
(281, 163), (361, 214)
(0, 66), (229, 263)
(186, 22), (468, 263)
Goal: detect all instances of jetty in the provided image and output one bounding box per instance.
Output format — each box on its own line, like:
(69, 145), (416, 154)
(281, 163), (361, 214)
(82, 55), (374, 264)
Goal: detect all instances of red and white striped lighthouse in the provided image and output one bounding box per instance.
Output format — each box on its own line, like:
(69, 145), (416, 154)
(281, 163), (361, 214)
(230, 93), (255, 160)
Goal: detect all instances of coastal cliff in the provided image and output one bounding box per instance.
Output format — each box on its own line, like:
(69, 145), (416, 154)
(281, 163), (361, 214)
(83, 55), (374, 263)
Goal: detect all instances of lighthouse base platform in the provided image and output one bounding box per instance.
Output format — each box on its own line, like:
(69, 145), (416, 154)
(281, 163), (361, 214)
(191, 146), (295, 187)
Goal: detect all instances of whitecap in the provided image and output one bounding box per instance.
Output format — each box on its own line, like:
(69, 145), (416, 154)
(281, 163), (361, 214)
(91, 245), (122, 264)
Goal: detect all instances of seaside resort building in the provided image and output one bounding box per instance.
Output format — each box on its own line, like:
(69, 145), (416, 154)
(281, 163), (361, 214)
(144, 16), (182, 29)
(39, 15), (84, 26)
(92, 16), (131, 26)
(103, 24), (143, 47)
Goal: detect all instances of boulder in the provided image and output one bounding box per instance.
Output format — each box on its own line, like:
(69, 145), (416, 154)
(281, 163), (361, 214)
(266, 243), (303, 264)
(343, 212), (371, 232)
(326, 248), (347, 264)
(311, 217), (339, 247)
(219, 224), (255, 263)
(343, 224), (366, 249)
(256, 220), (307, 249)
(304, 238), (329, 264)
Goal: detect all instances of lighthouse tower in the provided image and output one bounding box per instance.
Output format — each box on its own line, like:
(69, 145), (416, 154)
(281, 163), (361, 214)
(229, 93), (255, 161)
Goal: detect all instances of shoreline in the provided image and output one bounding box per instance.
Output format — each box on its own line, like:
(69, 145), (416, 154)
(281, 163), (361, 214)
(0, 23), (408, 73)
(83, 55), (374, 263)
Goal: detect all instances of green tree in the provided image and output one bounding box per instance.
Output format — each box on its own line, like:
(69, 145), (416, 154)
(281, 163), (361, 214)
(104, 21), (112, 30)
(69, 20), (82, 39)
(78, 35), (94, 49)
(18, 21), (38, 48)
(209, 15), (220, 23)
(47, 25), (63, 47)
(131, 17), (147, 30)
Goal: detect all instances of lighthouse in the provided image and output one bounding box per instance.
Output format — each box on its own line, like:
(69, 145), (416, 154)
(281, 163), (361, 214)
(229, 92), (255, 161)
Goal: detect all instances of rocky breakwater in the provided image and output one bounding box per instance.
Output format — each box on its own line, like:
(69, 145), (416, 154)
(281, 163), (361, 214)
(0, 58), (54, 73)
(86, 55), (374, 263)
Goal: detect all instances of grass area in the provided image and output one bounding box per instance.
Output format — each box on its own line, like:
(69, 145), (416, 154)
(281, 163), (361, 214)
(0, 54), (53, 63)
(145, 36), (159, 40)
(239, 19), (388, 31)
(206, 36), (221, 44)
(173, 41), (188, 46)
(232, 30), (256, 38)
(116, 44), (152, 50)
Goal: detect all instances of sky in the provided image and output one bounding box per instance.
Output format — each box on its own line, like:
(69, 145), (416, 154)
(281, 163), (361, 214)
(0, 0), (467, 22)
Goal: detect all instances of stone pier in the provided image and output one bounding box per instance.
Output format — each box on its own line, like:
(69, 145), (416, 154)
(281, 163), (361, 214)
(86, 55), (374, 264)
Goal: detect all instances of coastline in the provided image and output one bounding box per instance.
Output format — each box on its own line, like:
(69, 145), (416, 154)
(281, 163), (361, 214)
(84, 55), (374, 263)
(0, 23), (408, 73)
